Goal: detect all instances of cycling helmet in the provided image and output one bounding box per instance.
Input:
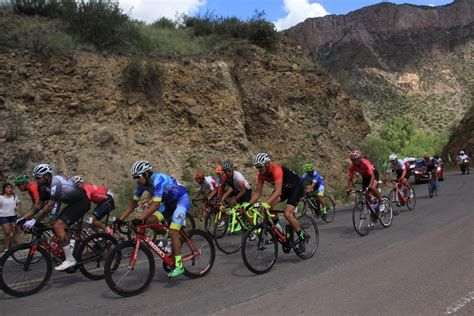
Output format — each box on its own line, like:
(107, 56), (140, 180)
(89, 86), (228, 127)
(15, 175), (28, 186)
(303, 163), (314, 172)
(194, 173), (205, 181)
(71, 175), (84, 185)
(32, 164), (53, 178)
(215, 166), (223, 174)
(222, 160), (233, 171)
(349, 150), (361, 160)
(131, 160), (152, 177)
(460, 151), (465, 155)
(389, 154), (397, 162)
(253, 153), (270, 166)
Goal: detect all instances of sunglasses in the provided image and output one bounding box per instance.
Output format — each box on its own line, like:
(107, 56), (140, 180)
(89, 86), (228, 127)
(34, 176), (43, 180)
(133, 174), (143, 180)
(255, 165), (265, 170)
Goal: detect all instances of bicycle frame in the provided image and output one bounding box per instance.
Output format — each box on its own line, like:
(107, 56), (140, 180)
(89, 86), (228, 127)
(301, 195), (321, 216)
(129, 224), (201, 268)
(391, 181), (408, 204)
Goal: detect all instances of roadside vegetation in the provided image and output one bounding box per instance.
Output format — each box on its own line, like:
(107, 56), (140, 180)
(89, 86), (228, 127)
(0, 0), (280, 56)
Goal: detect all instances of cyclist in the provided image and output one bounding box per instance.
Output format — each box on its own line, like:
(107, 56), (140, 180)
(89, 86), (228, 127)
(117, 160), (189, 278)
(71, 175), (115, 234)
(194, 173), (216, 201)
(249, 153), (308, 252)
(208, 166), (224, 201)
(301, 163), (328, 219)
(385, 154), (414, 199)
(457, 151), (470, 173)
(347, 150), (384, 217)
(19, 164), (91, 271)
(218, 160), (252, 206)
(423, 154), (440, 189)
(14, 175), (40, 206)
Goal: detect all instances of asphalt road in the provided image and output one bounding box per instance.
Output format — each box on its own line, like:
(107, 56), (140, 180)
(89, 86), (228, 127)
(1, 172), (473, 315)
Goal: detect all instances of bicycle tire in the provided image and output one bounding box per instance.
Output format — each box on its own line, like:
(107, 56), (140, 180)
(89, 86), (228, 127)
(104, 240), (155, 297)
(0, 243), (52, 297)
(428, 178), (434, 198)
(406, 188), (416, 210)
(295, 215), (319, 259)
(241, 223), (278, 274)
(203, 210), (218, 236)
(321, 196), (336, 223)
(352, 202), (370, 236)
(77, 233), (118, 280)
(181, 229), (215, 278)
(213, 213), (246, 255)
(379, 197), (393, 228)
(388, 189), (400, 215)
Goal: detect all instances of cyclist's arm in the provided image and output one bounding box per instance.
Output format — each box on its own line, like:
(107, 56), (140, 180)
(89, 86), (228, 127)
(139, 200), (160, 221)
(348, 174), (354, 192)
(399, 168), (407, 181)
(232, 185), (247, 203)
(267, 181), (282, 205)
(120, 199), (139, 221)
(221, 187), (234, 203)
(34, 200), (55, 221)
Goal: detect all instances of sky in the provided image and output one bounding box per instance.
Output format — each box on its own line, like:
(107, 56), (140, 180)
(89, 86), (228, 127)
(119, 0), (455, 31)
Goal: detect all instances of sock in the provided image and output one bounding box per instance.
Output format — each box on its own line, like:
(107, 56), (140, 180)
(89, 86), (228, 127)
(62, 245), (74, 262)
(175, 255), (183, 269)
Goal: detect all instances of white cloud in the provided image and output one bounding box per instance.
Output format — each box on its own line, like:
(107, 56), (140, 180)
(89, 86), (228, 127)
(273, 0), (329, 31)
(119, 0), (206, 23)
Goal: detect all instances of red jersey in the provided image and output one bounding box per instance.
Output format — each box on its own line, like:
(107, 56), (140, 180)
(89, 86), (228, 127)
(26, 182), (39, 204)
(349, 158), (375, 177)
(82, 184), (110, 204)
(258, 163), (299, 189)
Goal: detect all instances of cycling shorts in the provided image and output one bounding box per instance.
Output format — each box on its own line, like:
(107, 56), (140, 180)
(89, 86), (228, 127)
(153, 193), (190, 230)
(92, 195), (115, 220)
(362, 169), (380, 190)
(59, 191), (91, 226)
(396, 170), (410, 181)
(316, 184), (325, 197)
(279, 180), (304, 207)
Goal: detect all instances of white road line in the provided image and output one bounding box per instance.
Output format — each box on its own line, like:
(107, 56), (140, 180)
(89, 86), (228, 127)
(444, 291), (474, 315)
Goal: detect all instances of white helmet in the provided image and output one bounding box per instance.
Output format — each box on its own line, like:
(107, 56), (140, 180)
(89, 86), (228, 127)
(71, 175), (84, 185)
(253, 153), (270, 166)
(32, 164), (53, 178)
(389, 154), (397, 161)
(131, 160), (152, 177)
(460, 151), (465, 155)
(222, 159), (233, 171)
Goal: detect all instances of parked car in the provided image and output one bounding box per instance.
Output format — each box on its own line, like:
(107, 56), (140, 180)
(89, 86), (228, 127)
(403, 157), (417, 175)
(414, 158), (444, 184)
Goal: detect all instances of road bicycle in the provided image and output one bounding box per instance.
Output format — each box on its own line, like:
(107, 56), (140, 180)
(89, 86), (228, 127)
(0, 220), (117, 297)
(427, 171), (439, 198)
(351, 189), (393, 237)
(298, 193), (335, 223)
(191, 197), (221, 235)
(104, 222), (215, 297)
(241, 205), (319, 274)
(387, 180), (416, 215)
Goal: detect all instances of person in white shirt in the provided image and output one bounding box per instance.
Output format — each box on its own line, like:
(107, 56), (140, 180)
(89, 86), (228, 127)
(0, 182), (21, 252)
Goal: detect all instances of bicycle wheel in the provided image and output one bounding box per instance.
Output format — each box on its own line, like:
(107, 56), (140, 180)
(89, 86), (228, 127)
(181, 229), (215, 278)
(388, 189), (400, 216)
(213, 213), (247, 254)
(76, 233), (118, 280)
(204, 210), (218, 236)
(321, 196), (336, 223)
(379, 197), (393, 228)
(406, 188), (416, 210)
(104, 240), (155, 297)
(352, 202), (370, 236)
(241, 223), (278, 274)
(0, 243), (52, 297)
(295, 215), (319, 259)
(428, 179), (434, 198)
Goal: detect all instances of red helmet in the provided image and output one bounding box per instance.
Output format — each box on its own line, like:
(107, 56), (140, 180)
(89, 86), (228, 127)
(349, 150), (361, 160)
(194, 173), (205, 181)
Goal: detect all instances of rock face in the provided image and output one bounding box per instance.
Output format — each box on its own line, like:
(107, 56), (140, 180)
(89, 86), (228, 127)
(442, 105), (474, 159)
(0, 38), (368, 199)
(287, 0), (474, 131)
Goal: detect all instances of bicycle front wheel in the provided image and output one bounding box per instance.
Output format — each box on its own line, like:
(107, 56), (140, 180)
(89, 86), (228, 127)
(352, 202), (370, 236)
(104, 240), (155, 297)
(321, 196), (336, 223)
(295, 215), (319, 259)
(0, 243), (52, 297)
(77, 233), (118, 280)
(379, 197), (393, 228)
(428, 179), (434, 198)
(213, 213), (246, 254)
(181, 229), (215, 278)
(388, 189), (400, 215)
(241, 223), (278, 274)
(406, 188), (416, 210)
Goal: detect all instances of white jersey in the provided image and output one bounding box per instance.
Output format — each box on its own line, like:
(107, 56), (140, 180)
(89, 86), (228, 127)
(386, 159), (406, 174)
(199, 176), (216, 194)
(457, 154), (470, 164)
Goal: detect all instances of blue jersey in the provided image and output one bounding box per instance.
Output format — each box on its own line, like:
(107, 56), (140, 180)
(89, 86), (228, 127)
(301, 171), (325, 186)
(133, 173), (187, 205)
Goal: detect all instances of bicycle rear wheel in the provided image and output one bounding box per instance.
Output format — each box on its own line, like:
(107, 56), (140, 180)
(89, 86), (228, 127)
(352, 202), (370, 236)
(241, 223), (278, 274)
(406, 188), (416, 210)
(77, 233), (118, 280)
(321, 196), (336, 223)
(295, 215), (319, 259)
(181, 229), (215, 278)
(379, 197), (393, 228)
(0, 243), (52, 297)
(213, 213), (247, 254)
(204, 210), (221, 237)
(104, 240), (155, 297)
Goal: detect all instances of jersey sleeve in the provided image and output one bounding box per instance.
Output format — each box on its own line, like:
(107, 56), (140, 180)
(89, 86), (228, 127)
(133, 186), (146, 201)
(272, 165), (284, 183)
(49, 177), (62, 201)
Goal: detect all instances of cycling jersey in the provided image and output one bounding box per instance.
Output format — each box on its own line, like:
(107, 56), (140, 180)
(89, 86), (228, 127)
(258, 164), (300, 189)
(301, 171), (325, 186)
(387, 159), (410, 180)
(199, 176), (216, 194)
(82, 184), (112, 204)
(457, 154), (470, 164)
(222, 171), (251, 193)
(348, 158), (375, 178)
(26, 182), (39, 204)
(133, 172), (187, 204)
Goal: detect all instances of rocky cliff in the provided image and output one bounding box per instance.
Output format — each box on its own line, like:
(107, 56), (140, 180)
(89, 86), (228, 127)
(442, 105), (474, 158)
(287, 0), (474, 131)
(0, 38), (368, 200)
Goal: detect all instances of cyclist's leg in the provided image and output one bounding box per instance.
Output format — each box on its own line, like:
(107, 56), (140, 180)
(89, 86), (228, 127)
(316, 185), (326, 213)
(92, 197), (114, 231)
(168, 193), (190, 278)
(283, 184), (303, 234)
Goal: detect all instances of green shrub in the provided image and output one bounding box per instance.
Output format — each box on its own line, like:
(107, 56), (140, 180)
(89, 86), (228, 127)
(152, 17), (177, 29)
(247, 11), (279, 50)
(122, 58), (165, 104)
